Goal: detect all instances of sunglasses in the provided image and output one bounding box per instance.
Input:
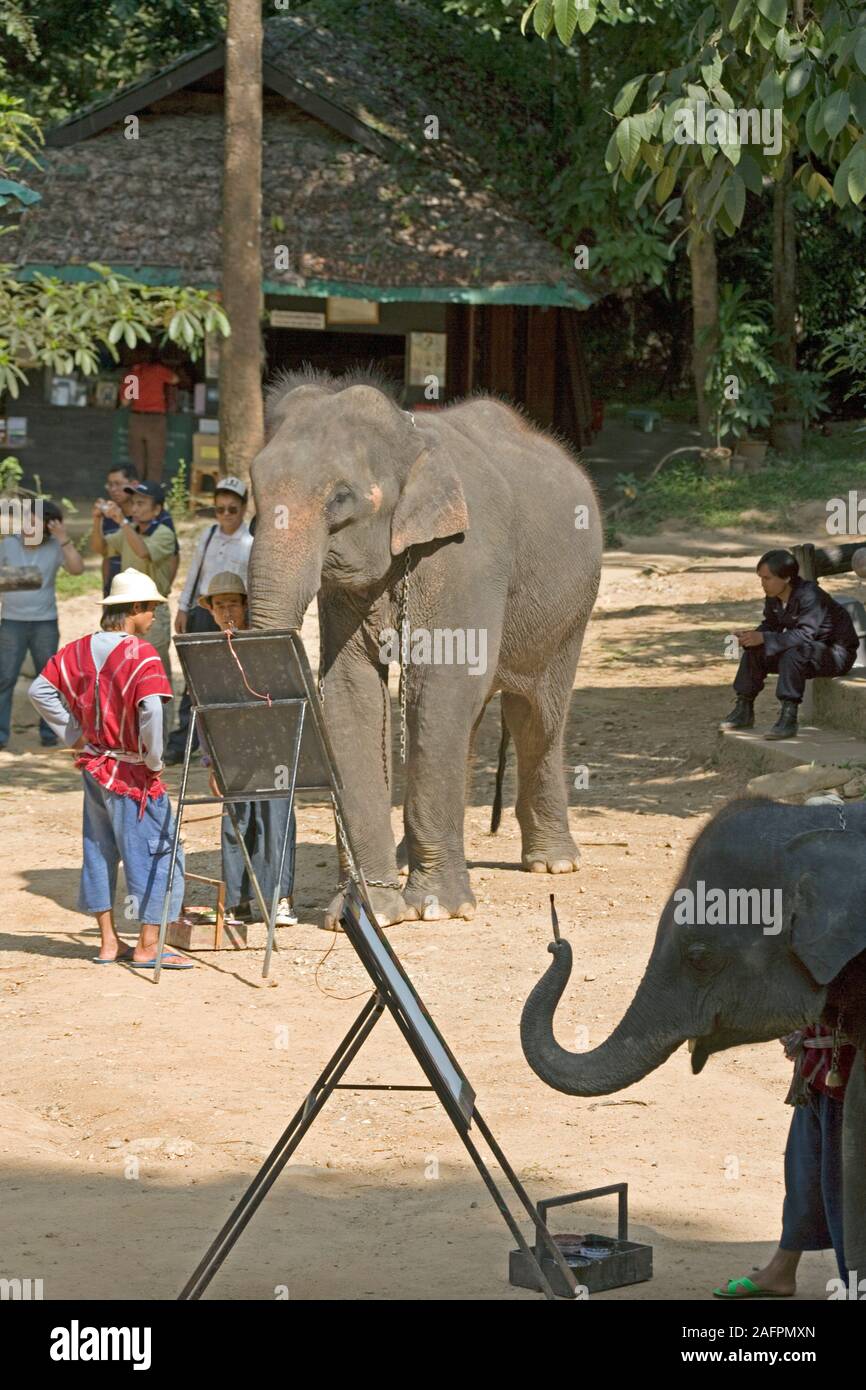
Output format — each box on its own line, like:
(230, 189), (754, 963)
(215, 505), (241, 516)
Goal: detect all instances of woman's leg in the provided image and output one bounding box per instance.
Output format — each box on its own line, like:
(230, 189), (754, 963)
(28, 619), (61, 744)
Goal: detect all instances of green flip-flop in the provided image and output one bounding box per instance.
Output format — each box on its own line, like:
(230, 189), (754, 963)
(712, 1276), (792, 1300)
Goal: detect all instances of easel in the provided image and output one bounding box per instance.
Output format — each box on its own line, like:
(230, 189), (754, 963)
(160, 629), (580, 1300)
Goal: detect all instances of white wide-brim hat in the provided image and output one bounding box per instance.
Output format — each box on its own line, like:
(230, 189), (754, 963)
(101, 568), (167, 606)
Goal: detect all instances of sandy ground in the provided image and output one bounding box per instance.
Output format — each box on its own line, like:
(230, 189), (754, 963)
(2, 517), (862, 1302)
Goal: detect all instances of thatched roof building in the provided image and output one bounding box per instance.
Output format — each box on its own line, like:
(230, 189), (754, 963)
(8, 4), (602, 493)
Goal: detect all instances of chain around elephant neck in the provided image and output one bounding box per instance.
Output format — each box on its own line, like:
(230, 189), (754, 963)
(397, 550), (411, 766)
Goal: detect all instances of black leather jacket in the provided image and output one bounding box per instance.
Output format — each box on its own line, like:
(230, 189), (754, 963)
(759, 577), (858, 657)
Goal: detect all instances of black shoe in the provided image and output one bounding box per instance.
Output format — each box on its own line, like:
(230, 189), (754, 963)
(764, 700), (799, 741)
(719, 696), (755, 731)
(163, 749), (185, 766)
(40, 736), (59, 748)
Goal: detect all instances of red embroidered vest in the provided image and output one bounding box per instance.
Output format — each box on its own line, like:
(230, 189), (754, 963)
(41, 634), (171, 805)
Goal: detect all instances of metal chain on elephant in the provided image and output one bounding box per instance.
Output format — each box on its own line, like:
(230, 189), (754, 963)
(397, 550), (411, 766)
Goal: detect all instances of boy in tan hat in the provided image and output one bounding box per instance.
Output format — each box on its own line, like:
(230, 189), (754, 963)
(28, 569), (192, 968)
(197, 571), (296, 927)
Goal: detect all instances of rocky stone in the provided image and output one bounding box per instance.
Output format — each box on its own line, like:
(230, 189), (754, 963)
(841, 772), (866, 798)
(746, 764), (855, 800)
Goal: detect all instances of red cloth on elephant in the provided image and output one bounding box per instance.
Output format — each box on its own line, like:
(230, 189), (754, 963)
(40, 633), (171, 807)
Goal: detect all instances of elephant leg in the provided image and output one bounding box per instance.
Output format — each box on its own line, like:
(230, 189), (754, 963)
(843, 1050), (866, 1275)
(501, 651), (580, 874)
(319, 595), (407, 930)
(401, 675), (481, 921)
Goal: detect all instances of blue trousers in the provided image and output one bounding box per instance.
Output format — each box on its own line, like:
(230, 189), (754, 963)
(222, 798), (295, 912)
(780, 1089), (847, 1280)
(79, 771), (185, 925)
(0, 617), (59, 745)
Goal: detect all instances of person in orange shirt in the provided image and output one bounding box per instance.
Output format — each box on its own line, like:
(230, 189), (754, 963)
(122, 349), (179, 484)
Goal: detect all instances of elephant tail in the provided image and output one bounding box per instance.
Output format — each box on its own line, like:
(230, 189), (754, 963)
(490, 713), (510, 834)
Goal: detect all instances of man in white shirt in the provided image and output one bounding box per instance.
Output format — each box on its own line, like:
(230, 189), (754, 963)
(165, 477), (253, 763)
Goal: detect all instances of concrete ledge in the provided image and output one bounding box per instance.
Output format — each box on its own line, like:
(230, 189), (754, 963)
(813, 674), (866, 739)
(718, 722), (866, 785)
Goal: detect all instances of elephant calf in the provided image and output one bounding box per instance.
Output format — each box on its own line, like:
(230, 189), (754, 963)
(248, 369), (602, 928)
(520, 796), (866, 1275)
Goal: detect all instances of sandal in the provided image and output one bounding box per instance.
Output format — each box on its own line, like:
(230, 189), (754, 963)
(94, 946), (134, 964)
(712, 1276), (793, 1300)
(128, 952), (194, 970)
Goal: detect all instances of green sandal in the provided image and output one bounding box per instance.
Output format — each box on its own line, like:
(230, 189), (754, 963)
(713, 1276), (792, 1300)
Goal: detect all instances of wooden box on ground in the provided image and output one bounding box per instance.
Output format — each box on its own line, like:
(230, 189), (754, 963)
(167, 919), (299, 951)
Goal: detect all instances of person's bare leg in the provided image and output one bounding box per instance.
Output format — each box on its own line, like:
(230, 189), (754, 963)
(95, 909), (126, 960)
(133, 923), (159, 962)
(752, 1248), (801, 1294)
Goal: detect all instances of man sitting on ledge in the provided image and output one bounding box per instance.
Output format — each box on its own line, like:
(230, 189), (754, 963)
(721, 548), (859, 741)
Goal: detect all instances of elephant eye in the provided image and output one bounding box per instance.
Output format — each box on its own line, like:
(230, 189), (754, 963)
(326, 484), (356, 530)
(685, 941), (718, 974)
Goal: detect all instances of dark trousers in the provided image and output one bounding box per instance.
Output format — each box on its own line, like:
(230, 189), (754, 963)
(222, 798), (296, 913)
(166, 605), (218, 757)
(780, 1089), (847, 1280)
(0, 617), (60, 745)
(734, 641), (856, 704)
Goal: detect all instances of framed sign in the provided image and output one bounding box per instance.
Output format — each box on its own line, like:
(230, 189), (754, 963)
(407, 331), (447, 387)
(269, 309), (326, 331)
(326, 297), (380, 325)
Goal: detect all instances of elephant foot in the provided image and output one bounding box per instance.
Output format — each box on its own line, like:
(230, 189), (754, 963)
(323, 882), (410, 932)
(403, 873), (476, 922)
(522, 838), (580, 874)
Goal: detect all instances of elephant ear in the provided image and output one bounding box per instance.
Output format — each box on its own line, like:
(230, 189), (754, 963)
(391, 444), (469, 556)
(784, 829), (866, 984)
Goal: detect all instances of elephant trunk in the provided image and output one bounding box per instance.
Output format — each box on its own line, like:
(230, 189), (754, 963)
(248, 526), (324, 631)
(520, 939), (689, 1097)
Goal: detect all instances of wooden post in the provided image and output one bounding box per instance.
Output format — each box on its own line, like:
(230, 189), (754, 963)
(219, 0), (264, 481)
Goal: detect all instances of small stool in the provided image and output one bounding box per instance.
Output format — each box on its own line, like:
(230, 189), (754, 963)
(190, 461), (221, 503)
(180, 871), (226, 948)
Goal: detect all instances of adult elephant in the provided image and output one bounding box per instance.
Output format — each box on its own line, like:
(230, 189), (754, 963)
(248, 369), (602, 929)
(520, 796), (866, 1273)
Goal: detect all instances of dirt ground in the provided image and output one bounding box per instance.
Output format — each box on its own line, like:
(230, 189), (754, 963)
(2, 518), (860, 1302)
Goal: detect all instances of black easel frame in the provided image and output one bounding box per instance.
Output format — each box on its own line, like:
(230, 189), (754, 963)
(160, 630), (579, 1300)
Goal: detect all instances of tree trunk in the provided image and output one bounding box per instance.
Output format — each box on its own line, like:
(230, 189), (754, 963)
(770, 157), (801, 454)
(688, 229), (718, 442)
(219, 0), (264, 480)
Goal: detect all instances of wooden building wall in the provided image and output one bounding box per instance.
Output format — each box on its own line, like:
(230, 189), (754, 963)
(444, 303), (595, 449)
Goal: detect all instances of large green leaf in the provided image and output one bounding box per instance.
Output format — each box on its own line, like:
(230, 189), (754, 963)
(786, 60), (813, 98)
(612, 73), (648, 118)
(554, 0), (578, 45)
(615, 116), (642, 170)
(848, 146), (866, 205)
(805, 96), (827, 155)
(738, 152), (764, 195)
(856, 31), (866, 77)
(655, 165), (676, 205)
(823, 89), (850, 140)
(757, 0), (786, 27)
(757, 70), (784, 108)
(723, 170), (746, 226)
(576, 4), (596, 35)
(728, 0), (751, 31)
(532, 0), (554, 37)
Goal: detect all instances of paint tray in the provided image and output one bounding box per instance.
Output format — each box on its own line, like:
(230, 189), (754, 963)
(509, 1183), (652, 1297)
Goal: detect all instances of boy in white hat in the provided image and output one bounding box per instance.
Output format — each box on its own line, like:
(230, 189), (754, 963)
(197, 570), (297, 928)
(28, 569), (192, 968)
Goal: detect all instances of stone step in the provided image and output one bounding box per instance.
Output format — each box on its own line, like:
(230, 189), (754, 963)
(718, 721), (866, 784)
(813, 673), (866, 739)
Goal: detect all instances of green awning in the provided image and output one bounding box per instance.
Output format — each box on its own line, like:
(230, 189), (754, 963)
(14, 264), (597, 309)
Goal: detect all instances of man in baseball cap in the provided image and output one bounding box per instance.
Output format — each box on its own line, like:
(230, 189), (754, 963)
(93, 477), (178, 680)
(28, 568), (191, 968)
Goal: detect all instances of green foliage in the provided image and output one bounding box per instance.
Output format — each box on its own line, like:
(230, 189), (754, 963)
(617, 428), (864, 532)
(1, 1), (225, 123)
(164, 457), (190, 518)
(821, 290), (866, 406)
(701, 283), (776, 445)
(0, 452), (22, 492)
